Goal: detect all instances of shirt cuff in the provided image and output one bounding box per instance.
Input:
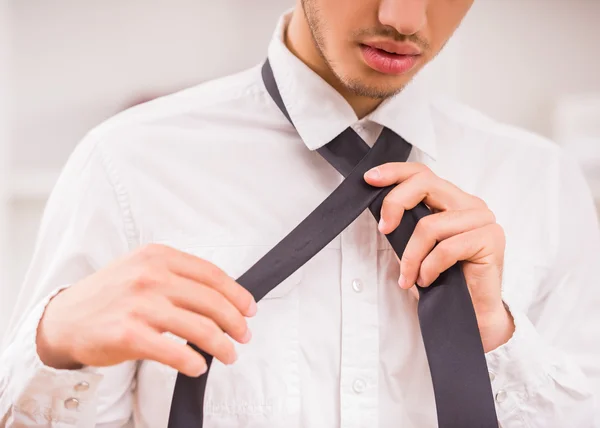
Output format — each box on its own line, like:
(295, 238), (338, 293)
(484, 301), (553, 418)
(1, 285), (104, 425)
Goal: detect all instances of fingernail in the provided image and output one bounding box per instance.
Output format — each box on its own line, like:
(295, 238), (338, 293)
(416, 275), (424, 287)
(365, 167), (380, 180)
(247, 299), (257, 317)
(398, 274), (408, 289)
(193, 362), (208, 377)
(378, 217), (387, 233)
(225, 346), (239, 365)
(242, 329), (252, 343)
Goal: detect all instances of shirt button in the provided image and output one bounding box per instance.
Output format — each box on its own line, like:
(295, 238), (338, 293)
(74, 381), (89, 392)
(64, 398), (80, 410)
(351, 279), (364, 293)
(495, 390), (507, 403)
(489, 372), (495, 382)
(352, 378), (367, 394)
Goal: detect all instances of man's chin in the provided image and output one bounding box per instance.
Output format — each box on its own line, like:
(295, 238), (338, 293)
(343, 78), (406, 100)
(337, 64), (412, 99)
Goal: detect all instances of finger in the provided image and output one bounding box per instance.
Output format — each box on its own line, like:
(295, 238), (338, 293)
(163, 273), (251, 344)
(130, 323), (208, 377)
(409, 285), (420, 301)
(417, 224), (502, 287)
(172, 255), (257, 318)
(398, 209), (496, 289)
(394, 252), (412, 290)
(138, 299), (239, 365)
(364, 162), (425, 186)
(141, 244), (257, 318)
(377, 168), (484, 235)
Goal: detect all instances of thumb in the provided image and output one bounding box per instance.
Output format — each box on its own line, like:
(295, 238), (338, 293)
(408, 285), (420, 301)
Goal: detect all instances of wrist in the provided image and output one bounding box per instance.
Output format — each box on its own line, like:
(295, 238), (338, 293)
(478, 304), (515, 353)
(36, 293), (83, 370)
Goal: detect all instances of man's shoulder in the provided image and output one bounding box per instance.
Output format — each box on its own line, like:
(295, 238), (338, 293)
(430, 97), (561, 161)
(85, 63), (265, 147)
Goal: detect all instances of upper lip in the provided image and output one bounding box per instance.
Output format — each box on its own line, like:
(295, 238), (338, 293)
(363, 40), (422, 56)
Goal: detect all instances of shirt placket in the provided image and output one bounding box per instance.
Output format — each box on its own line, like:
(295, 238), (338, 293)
(339, 208), (380, 428)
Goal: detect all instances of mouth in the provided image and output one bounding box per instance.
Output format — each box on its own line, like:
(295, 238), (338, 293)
(359, 41), (422, 76)
(363, 40), (422, 56)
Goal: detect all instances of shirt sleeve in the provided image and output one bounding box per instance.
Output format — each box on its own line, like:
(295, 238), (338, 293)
(485, 148), (600, 427)
(0, 134), (138, 427)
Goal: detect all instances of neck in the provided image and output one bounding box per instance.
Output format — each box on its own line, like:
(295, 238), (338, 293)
(285, 7), (383, 119)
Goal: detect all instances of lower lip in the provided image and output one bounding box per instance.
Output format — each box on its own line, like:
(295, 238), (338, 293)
(360, 45), (420, 75)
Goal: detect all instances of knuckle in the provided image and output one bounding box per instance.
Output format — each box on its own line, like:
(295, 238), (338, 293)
(448, 209), (463, 221)
(471, 195), (488, 209)
(216, 336), (235, 359)
(435, 242), (453, 260)
(401, 253), (418, 272)
(381, 195), (396, 212)
(207, 264), (230, 285)
(491, 223), (506, 241)
(415, 215), (434, 238)
(203, 262), (228, 285)
(160, 343), (189, 371)
(135, 243), (165, 261)
(217, 299), (235, 320)
(210, 264), (227, 281)
(240, 290), (254, 311)
(381, 198), (400, 217)
(202, 325), (228, 353)
(382, 197), (404, 220)
(130, 267), (163, 291)
(480, 207), (496, 223)
(122, 298), (142, 319)
(169, 349), (189, 371)
(208, 292), (244, 331)
(417, 263), (431, 287)
(225, 310), (247, 336)
(129, 268), (149, 291)
(421, 166), (436, 181)
(124, 295), (166, 321)
(198, 316), (221, 338)
(418, 163), (432, 175)
(448, 209), (466, 226)
(208, 335), (224, 356)
(135, 245), (171, 271)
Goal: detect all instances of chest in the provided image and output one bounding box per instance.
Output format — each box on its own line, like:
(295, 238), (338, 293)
(132, 207), (428, 426)
(119, 128), (549, 426)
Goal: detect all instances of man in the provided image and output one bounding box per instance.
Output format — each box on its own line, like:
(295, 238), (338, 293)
(1, 0), (599, 427)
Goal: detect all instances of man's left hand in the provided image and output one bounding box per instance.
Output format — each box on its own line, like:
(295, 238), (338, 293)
(364, 162), (515, 353)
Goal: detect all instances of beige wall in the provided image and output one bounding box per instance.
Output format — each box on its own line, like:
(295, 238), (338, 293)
(454, 0), (600, 138)
(0, 0), (12, 333)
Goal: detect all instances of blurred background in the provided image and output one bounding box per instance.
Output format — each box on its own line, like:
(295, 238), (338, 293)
(1, 0), (599, 339)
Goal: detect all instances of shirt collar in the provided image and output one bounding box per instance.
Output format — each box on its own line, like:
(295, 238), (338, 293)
(266, 11), (438, 161)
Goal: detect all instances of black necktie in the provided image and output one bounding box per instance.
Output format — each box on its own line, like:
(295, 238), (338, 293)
(166, 60), (498, 428)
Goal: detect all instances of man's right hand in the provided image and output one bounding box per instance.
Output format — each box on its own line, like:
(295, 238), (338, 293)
(35, 244), (257, 378)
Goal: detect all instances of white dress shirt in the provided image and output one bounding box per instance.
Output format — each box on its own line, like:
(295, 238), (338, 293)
(2, 10), (600, 428)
